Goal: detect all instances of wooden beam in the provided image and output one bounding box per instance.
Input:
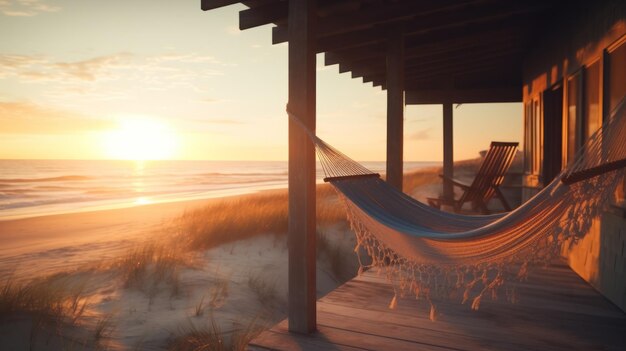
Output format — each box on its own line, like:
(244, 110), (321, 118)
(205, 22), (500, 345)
(324, 28), (523, 68)
(405, 87), (521, 104)
(443, 102), (454, 201)
(273, 0), (484, 44)
(345, 43), (523, 82)
(367, 52), (522, 88)
(324, 28), (523, 67)
(287, 0), (317, 335)
(240, 0), (362, 30)
(386, 29), (404, 190)
(314, 0), (476, 37)
(239, 2), (287, 29)
(201, 0), (240, 11)
(274, 0), (549, 52)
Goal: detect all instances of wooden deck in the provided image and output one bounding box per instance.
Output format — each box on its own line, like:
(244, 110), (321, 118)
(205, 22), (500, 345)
(250, 262), (626, 350)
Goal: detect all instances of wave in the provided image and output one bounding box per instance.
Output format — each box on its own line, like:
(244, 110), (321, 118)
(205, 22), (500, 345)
(197, 171), (289, 177)
(0, 175), (93, 183)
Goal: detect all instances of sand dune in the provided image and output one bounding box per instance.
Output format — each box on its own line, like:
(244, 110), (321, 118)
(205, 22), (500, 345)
(0, 166), (452, 350)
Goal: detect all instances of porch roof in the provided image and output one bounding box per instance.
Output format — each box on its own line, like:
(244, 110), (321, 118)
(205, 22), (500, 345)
(202, 0), (562, 104)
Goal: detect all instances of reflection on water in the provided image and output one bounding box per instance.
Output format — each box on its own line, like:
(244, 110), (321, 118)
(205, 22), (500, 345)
(0, 159), (440, 220)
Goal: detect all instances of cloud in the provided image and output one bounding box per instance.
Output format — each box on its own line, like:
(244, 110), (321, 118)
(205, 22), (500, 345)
(0, 52), (225, 98)
(0, 52), (224, 83)
(410, 128), (431, 141)
(0, 0), (60, 17)
(53, 54), (132, 81)
(0, 101), (113, 134)
(0, 53), (132, 82)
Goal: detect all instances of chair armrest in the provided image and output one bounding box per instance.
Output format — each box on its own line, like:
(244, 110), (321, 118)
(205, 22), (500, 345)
(438, 174), (471, 189)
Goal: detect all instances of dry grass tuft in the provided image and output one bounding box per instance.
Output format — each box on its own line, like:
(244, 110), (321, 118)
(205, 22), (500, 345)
(113, 241), (194, 298)
(0, 276), (110, 350)
(403, 167), (441, 194)
(177, 192), (289, 250)
(208, 274), (230, 309)
(317, 231), (351, 281)
(0, 276), (88, 324)
(176, 187), (347, 251)
(168, 316), (265, 351)
(247, 272), (280, 307)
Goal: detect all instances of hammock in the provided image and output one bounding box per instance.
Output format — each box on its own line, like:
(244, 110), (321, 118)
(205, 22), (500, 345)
(288, 98), (626, 313)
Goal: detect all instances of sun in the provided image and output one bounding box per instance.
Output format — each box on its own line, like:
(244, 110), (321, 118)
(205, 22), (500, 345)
(103, 117), (178, 160)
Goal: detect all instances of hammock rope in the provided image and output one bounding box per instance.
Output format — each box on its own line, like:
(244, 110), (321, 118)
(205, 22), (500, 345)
(286, 99), (626, 315)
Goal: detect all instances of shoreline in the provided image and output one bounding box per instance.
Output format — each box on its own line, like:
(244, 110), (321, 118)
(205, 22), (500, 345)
(0, 188), (290, 279)
(0, 182), (291, 222)
(0, 165), (447, 350)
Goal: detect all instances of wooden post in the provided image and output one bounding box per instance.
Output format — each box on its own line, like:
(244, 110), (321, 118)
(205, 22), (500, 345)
(288, 0), (316, 334)
(443, 102), (454, 201)
(386, 30), (405, 190)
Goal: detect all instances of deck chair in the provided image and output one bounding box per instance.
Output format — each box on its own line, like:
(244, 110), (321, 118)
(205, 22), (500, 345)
(427, 141), (519, 214)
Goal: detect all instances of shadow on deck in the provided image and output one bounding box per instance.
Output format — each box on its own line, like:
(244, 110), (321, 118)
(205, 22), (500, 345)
(250, 262), (626, 350)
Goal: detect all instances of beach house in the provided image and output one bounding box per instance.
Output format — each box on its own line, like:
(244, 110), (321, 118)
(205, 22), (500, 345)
(201, 1), (626, 349)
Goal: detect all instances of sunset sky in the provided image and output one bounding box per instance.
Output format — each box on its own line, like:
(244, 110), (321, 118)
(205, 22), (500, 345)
(0, 0), (522, 161)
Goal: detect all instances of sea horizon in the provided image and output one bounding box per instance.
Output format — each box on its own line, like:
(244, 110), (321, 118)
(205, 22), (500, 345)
(0, 159), (441, 221)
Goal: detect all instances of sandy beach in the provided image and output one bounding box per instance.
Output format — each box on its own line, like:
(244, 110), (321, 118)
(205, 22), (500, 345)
(0, 163), (488, 350)
(0, 197), (226, 278)
(0, 183), (362, 350)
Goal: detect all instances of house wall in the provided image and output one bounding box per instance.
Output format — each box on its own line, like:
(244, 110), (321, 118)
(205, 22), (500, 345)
(522, 0), (626, 311)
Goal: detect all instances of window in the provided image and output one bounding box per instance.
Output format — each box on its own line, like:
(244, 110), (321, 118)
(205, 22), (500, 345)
(566, 71), (583, 164)
(533, 98), (542, 174)
(524, 97), (542, 176)
(585, 61), (601, 138)
(609, 38), (626, 113)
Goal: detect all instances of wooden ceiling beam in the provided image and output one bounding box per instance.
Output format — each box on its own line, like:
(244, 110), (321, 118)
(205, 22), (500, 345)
(370, 54), (521, 87)
(239, 0), (360, 30)
(329, 36), (522, 75)
(400, 64), (521, 89)
(274, 0), (549, 52)
(324, 26), (524, 66)
(405, 87), (521, 104)
(239, 1), (287, 29)
(316, 0), (482, 37)
(403, 66), (523, 91)
(272, 0), (485, 44)
(349, 45), (523, 83)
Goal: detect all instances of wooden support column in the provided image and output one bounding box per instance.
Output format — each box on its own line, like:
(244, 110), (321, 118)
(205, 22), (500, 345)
(443, 102), (454, 201)
(287, 0), (316, 334)
(386, 30), (405, 190)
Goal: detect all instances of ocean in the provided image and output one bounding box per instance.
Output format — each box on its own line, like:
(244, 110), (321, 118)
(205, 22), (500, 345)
(0, 159), (440, 220)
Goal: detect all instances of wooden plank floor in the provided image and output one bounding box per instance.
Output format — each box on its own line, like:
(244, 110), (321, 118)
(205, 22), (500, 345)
(250, 262), (626, 350)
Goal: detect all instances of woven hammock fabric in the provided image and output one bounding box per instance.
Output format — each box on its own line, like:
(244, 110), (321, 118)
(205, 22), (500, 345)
(288, 98), (626, 311)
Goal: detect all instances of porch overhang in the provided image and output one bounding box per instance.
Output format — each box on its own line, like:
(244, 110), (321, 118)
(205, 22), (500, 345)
(200, 0), (560, 335)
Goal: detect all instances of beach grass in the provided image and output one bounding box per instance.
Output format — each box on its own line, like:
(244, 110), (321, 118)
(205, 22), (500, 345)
(168, 315), (265, 351)
(0, 275), (109, 350)
(0, 276), (87, 323)
(111, 240), (196, 302)
(175, 184), (348, 251)
(247, 272), (280, 307)
(0, 163), (469, 350)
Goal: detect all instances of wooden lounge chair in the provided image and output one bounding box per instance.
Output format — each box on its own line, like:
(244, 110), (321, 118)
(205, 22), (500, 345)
(427, 141), (519, 214)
